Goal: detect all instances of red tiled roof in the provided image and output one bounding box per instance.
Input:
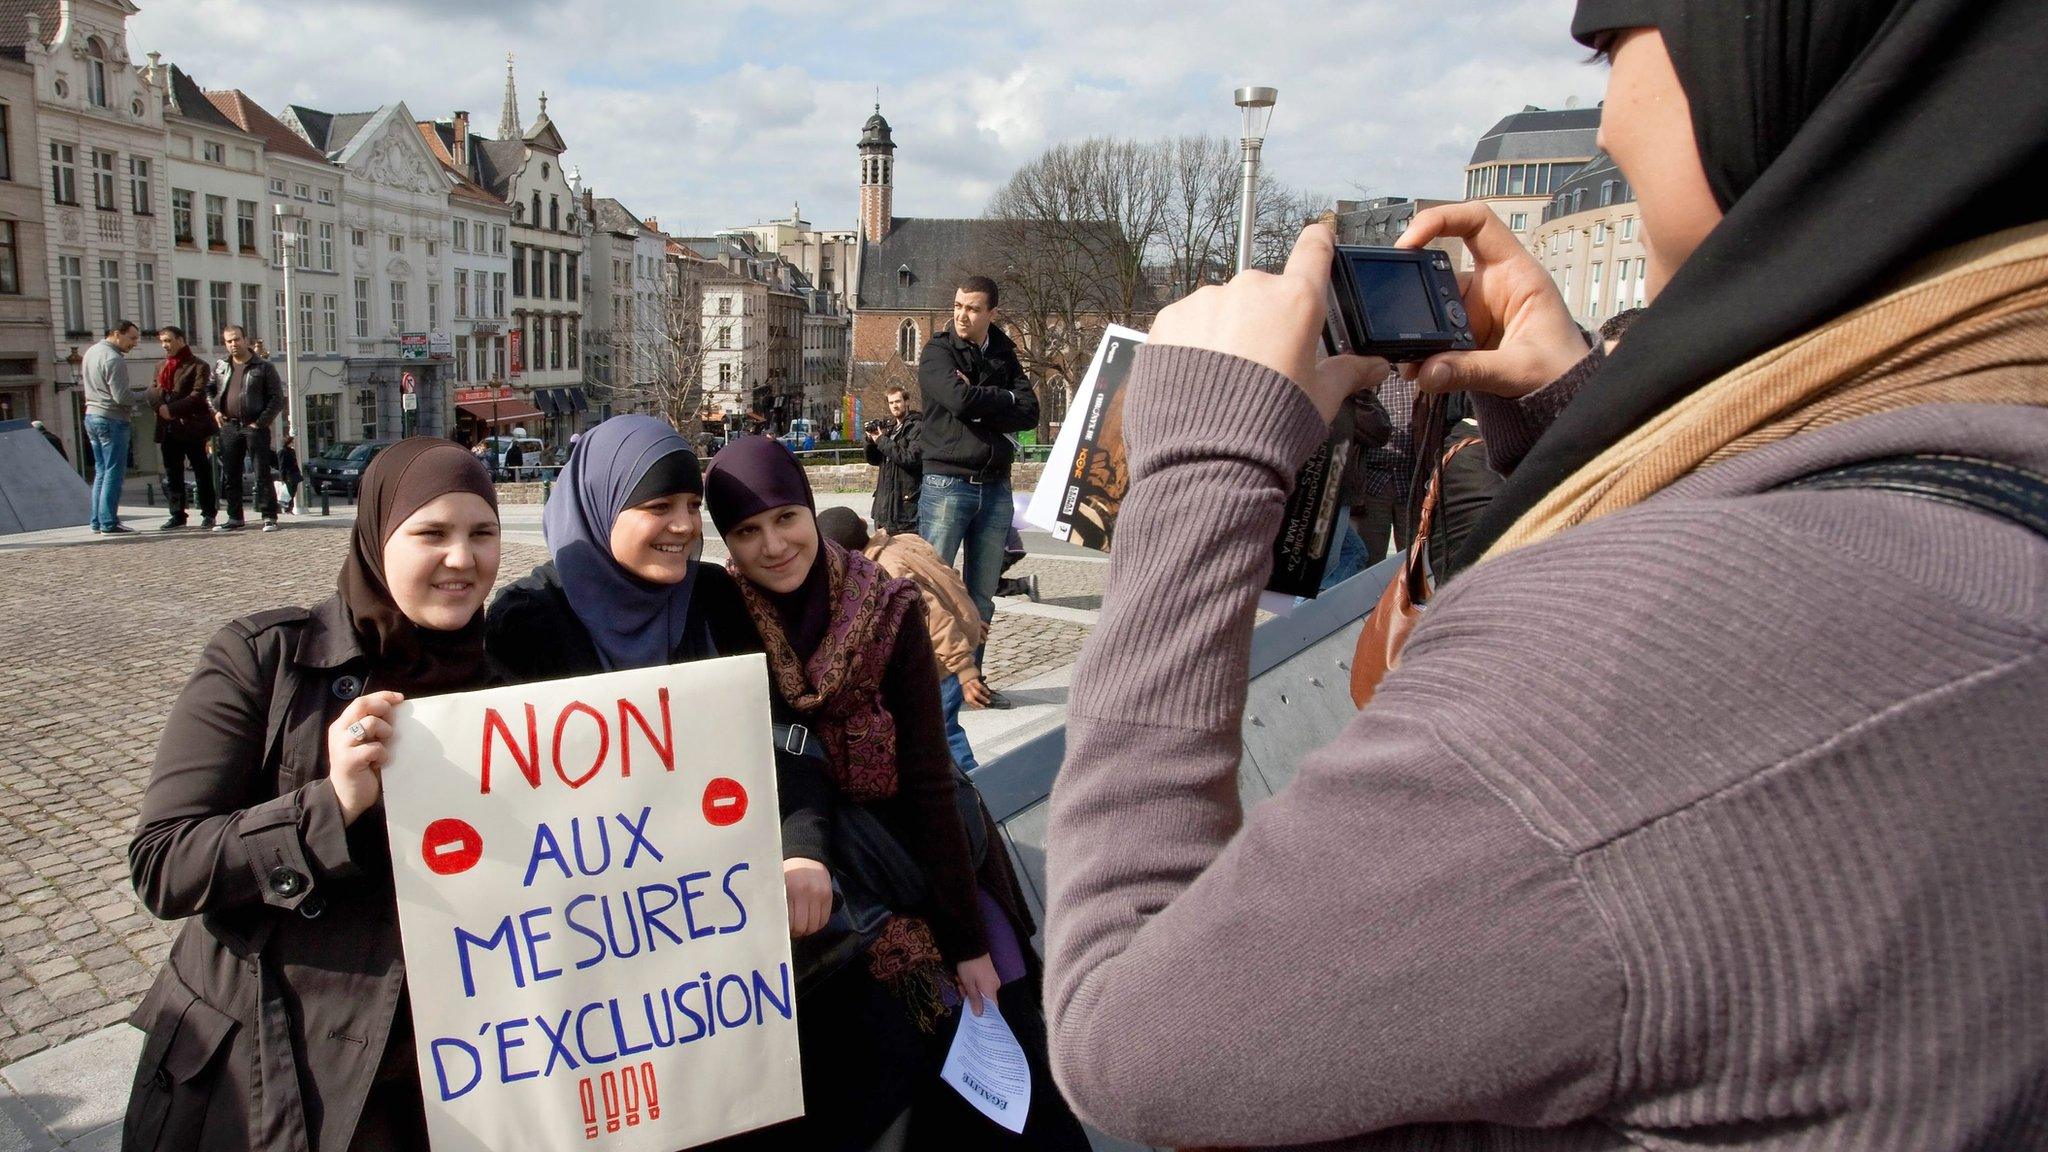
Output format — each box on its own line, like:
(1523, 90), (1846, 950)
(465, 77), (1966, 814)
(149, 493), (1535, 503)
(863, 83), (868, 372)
(204, 90), (330, 165)
(416, 123), (509, 209)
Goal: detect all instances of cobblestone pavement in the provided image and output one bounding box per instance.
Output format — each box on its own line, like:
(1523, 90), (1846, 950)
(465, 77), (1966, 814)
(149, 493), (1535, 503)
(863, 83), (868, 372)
(0, 524), (1102, 1055)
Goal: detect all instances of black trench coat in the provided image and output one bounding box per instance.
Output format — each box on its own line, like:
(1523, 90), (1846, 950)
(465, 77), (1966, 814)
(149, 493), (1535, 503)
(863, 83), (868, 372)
(125, 595), (429, 1152)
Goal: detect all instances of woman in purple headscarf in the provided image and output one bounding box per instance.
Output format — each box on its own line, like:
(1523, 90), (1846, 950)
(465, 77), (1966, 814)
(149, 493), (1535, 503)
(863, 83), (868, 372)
(703, 435), (1089, 1151)
(483, 413), (839, 1010)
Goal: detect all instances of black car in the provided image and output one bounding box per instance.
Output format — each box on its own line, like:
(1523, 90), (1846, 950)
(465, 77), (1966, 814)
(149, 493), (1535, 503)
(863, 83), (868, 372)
(305, 440), (398, 498)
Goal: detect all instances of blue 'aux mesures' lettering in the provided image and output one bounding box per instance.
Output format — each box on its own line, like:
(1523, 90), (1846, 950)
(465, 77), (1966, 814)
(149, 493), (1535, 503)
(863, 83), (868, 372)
(522, 807), (665, 887)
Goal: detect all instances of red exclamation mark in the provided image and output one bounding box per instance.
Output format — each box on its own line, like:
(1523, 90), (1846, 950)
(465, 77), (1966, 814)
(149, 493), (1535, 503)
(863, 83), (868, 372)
(602, 1070), (622, 1133)
(641, 1063), (660, 1120)
(578, 1078), (598, 1140)
(622, 1064), (641, 1127)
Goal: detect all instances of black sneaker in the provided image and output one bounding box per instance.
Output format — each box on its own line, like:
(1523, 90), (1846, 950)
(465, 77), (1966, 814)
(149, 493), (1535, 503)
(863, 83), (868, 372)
(102, 523), (138, 536)
(199, 517), (217, 530)
(213, 519), (246, 533)
(983, 688), (1015, 710)
(159, 516), (189, 531)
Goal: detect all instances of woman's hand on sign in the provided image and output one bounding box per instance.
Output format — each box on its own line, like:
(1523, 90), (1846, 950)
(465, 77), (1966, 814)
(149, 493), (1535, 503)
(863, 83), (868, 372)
(1395, 203), (1587, 399)
(783, 858), (833, 938)
(326, 691), (404, 826)
(1146, 221), (1388, 425)
(956, 953), (1001, 1016)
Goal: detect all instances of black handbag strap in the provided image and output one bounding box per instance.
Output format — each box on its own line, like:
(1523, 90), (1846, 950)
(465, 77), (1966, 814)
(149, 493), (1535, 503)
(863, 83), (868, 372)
(1781, 454), (2048, 539)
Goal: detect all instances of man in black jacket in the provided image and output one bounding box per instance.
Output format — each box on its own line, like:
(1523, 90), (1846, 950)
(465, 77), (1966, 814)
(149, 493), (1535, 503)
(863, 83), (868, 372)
(150, 325), (218, 530)
(863, 385), (922, 533)
(210, 325), (286, 531)
(916, 275), (1038, 632)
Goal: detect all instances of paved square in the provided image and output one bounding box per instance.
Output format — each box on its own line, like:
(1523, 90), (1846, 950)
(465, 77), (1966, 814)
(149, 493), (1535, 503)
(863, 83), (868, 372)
(0, 523), (1101, 1053)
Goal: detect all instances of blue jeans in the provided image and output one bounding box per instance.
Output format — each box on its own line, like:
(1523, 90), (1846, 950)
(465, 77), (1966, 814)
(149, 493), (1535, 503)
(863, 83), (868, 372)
(919, 474), (1012, 635)
(84, 415), (129, 530)
(938, 673), (980, 773)
(1318, 520), (1371, 592)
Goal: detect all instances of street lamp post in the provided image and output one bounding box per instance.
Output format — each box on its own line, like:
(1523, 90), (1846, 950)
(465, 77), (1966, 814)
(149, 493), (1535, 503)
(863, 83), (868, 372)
(275, 204), (304, 458)
(1234, 86), (1278, 274)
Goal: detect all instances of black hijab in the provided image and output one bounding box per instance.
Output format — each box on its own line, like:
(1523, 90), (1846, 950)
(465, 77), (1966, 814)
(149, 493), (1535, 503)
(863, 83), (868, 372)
(1460, 0), (2048, 565)
(338, 437), (499, 695)
(703, 436), (832, 659)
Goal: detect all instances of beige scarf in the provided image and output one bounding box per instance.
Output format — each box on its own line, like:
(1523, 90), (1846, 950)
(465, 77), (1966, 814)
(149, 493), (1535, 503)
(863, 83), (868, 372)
(1488, 221), (2048, 560)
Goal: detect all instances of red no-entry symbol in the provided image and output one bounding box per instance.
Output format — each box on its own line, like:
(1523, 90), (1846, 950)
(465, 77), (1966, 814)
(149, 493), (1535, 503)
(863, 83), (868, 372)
(702, 778), (748, 827)
(422, 818), (484, 875)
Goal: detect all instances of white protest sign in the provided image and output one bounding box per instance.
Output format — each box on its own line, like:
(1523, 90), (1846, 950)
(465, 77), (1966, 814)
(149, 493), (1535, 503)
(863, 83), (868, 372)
(383, 655), (803, 1152)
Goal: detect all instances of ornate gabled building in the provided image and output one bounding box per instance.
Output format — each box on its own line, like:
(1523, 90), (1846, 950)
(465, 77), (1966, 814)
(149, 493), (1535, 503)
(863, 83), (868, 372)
(285, 99), (455, 439)
(3, 0), (171, 471)
(417, 109), (518, 445)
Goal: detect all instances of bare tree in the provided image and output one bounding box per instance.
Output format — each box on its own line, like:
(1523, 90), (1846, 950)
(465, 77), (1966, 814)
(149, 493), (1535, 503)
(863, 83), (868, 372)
(985, 134), (1329, 392)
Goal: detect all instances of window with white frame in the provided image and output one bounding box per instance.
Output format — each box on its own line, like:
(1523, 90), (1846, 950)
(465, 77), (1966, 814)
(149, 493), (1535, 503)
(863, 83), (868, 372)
(1509, 212), (1528, 232)
(175, 278), (198, 339)
(1616, 261), (1632, 313)
(299, 293), (314, 350)
(293, 183), (310, 201)
(96, 259), (118, 328)
(1634, 258), (1648, 308)
(207, 281), (230, 345)
(491, 272), (505, 317)
(270, 213), (284, 266)
(129, 157), (151, 214)
(454, 335), (469, 382)
(389, 281), (406, 330)
(269, 177), (287, 195)
(90, 149), (115, 210)
(135, 262), (156, 330)
(491, 225), (505, 254)
(473, 273), (487, 319)
(85, 38), (108, 107)
(1586, 262), (1603, 319)
(427, 283), (439, 329)
(389, 234), (403, 253)
(897, 319), (917, 362)
(426, 240), (436, 258)
(203, 141), (226, 165)
(353, 278), (369, 338)
(243, 284), (264, 338)
(1620, 217), (1635, 242)
(452, 219), (467, 250)
(454, 269), (468, 318)
(1593, 221), (1607, 245)
(236, 200), (258, 251)
(350, 227), (366, 247)
(273, 291), (285, 348)
(58, 258), (83, 332)
(318, 222), (334, 271)
(49, 142), (76, 205)
(321, 294), (339, 352)
(204, 195), (226, 247)
(316, 188), (334, 205)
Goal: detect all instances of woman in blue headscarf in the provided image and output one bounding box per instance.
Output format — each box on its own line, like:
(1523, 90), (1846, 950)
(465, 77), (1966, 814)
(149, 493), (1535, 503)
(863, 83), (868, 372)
(483, 413), (838, 973)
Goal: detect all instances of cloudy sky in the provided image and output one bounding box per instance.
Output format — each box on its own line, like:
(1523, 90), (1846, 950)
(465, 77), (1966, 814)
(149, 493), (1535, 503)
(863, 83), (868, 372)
(130, 0), (1607, 237)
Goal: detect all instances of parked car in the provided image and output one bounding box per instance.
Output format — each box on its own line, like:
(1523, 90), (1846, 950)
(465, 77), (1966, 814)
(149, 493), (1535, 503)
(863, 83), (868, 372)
(478, 434), (548, 480)
(305, 439), (398, 498)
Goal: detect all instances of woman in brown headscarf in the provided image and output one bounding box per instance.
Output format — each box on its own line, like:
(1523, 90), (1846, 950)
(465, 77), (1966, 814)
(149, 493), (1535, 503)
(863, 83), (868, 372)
(702, 435), (1089, 1151)
(124, 438), (499, 1152)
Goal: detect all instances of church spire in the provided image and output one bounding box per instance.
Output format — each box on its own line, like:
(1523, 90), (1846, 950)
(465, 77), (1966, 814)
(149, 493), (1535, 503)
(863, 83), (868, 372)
(498, 53), (520, 139)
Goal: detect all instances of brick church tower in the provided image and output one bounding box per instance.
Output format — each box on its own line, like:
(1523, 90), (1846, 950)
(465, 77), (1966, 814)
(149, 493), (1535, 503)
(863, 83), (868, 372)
(859, 105), (894, 244)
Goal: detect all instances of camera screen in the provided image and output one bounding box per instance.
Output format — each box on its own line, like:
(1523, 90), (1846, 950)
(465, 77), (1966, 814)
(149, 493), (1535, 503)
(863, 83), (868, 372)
(1351, 256), (1441, 337)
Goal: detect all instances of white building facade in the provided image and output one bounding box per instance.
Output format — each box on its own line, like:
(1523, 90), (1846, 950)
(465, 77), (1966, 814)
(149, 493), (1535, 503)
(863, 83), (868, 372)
(20, 0), (172, 472)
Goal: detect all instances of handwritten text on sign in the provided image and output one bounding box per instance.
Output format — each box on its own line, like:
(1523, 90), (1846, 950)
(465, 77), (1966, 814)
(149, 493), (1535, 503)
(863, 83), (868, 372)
(384, 656), (803, 1152)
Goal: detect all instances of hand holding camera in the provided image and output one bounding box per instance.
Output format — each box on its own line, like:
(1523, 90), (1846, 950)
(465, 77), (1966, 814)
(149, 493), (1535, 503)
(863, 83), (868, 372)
(1147, 222), (1387, 423)
(1394, 202), (1588, 399)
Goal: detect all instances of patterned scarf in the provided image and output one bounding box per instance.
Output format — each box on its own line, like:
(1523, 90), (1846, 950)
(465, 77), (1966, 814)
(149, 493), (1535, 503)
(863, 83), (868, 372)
(731, 541), (950, 1015)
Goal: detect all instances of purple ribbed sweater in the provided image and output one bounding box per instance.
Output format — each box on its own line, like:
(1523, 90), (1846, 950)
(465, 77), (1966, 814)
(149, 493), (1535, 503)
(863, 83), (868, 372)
(1044, 346), (2048, 1150)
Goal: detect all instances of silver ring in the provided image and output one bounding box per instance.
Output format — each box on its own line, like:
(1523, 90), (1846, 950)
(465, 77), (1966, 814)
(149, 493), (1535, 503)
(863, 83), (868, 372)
(347, 721), (369, 745)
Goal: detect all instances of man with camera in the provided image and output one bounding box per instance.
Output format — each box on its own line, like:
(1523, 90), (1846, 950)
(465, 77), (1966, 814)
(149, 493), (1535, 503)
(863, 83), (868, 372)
(863, 384), (923, 534)
(916, 275), (1038, 635)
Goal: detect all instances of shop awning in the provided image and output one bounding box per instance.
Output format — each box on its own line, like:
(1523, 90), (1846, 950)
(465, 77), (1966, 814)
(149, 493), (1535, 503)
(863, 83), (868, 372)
(563, 387), (590, 413)
(456, 398), (544, 425)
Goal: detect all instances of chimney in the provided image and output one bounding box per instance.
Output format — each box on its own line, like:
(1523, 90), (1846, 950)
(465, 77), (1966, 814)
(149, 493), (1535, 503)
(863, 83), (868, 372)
(644, 217), (660, 232)
(452, 111), (470, 177)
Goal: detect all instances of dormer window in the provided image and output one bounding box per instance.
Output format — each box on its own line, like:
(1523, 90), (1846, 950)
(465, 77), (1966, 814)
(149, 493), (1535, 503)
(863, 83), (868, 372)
(897, 264), (911, 287)
(85, 38), (108, 108)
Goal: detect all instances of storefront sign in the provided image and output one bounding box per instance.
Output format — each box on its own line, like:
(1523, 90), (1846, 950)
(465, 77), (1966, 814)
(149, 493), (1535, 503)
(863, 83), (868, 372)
(401, 332), (431, 361)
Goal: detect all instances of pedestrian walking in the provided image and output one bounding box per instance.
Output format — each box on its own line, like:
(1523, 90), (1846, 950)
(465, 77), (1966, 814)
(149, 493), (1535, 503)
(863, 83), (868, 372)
(704, 436), (1089, 1151)
(209, 325), (285, 532)
(916, 276), (1038, 638)
(125, 438), (499, 1152)
(148, 325), (217, 531)
(816, 507), (992, 773)
(863, 384), (922, 533)
(79, 320), (146, 535)
(1043, 3), (2048, 1148)
(277, 434), (302, 514)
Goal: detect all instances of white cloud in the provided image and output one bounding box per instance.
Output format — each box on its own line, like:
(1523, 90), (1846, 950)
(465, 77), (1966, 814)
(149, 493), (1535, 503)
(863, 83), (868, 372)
(127, 0), (1606, 235)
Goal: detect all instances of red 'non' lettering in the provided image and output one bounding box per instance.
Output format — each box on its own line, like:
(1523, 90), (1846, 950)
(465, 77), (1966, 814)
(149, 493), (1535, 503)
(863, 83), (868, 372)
(553, 701), (610, 788)
(617, 688), (674, 776)
(481, 704), (540, 795)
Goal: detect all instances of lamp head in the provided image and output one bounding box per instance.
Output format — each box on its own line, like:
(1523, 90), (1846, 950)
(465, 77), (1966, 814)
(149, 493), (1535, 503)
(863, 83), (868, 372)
(1235, 85), (1278, 145)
